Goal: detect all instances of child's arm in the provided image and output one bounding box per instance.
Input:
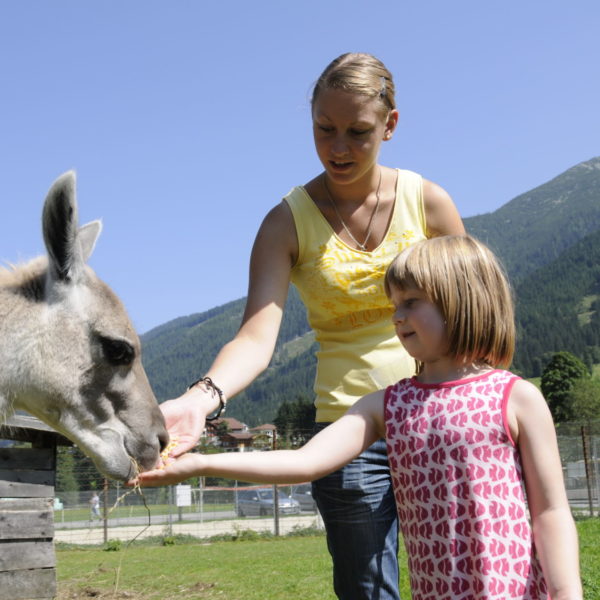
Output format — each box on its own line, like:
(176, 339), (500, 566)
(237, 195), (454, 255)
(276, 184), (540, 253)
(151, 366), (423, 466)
(508, 380), (583, 600)
(136, 390), (386, 487)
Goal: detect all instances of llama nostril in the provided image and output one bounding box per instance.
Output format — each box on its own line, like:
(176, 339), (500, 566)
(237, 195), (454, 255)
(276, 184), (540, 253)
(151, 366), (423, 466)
(158, 432), (169, 454)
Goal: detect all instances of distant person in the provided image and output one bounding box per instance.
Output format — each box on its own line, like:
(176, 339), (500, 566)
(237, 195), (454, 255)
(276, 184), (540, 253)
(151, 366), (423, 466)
(154, 53), (464, 599)
(139, 236), (582, 600)
(89, 492), (101, 521)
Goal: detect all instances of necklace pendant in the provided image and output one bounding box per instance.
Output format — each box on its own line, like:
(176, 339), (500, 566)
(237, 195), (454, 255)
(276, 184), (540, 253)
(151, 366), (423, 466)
(323, 168), (382, 253)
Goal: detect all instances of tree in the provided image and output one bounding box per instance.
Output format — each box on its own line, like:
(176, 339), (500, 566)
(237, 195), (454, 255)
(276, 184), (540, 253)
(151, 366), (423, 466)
(273, 401), (293, 436)
(274, 397), (316, 447)
(541, 351), (590, 423)
(70, 446), (104, 491)
(570, 376), (600, 424)
(215, 420), (230, 437)
(56, 446), (78, 493)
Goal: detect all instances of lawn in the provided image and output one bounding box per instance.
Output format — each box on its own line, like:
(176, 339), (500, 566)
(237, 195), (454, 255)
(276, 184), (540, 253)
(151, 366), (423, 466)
(56, 519), (599, 599)
(57, 533), (362, 599)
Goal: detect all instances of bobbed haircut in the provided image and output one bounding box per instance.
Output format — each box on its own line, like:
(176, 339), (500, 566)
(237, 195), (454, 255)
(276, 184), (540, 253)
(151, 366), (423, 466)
(385, 235), (515, 369)
(311, 52), (396, 113)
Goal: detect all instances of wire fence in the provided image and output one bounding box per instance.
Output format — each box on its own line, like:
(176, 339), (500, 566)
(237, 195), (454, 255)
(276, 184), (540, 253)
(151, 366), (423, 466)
(53, 482), (323, 545)
(49, 423), (600, 546)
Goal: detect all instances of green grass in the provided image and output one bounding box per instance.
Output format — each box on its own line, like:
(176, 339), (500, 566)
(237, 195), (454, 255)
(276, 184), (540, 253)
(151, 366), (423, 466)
(56, 529), (412, 599)
(56, 533), (355, 599)
(56, 519), (599, 599)
(577, 517), (600, 597)
(577, 295), (599, 326)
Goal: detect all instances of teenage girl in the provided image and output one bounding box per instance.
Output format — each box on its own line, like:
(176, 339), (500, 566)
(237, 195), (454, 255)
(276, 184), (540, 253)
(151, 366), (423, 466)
(139, 235), (582, 600)
(156, 53), (464, 599)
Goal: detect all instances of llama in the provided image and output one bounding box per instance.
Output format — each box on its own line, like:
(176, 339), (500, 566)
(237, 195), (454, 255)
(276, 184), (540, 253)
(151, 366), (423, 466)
(0, 171), (168, 480)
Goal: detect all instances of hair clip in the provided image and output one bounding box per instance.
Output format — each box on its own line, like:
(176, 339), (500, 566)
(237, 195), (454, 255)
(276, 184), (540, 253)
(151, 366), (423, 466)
(379, 76), (387, 98)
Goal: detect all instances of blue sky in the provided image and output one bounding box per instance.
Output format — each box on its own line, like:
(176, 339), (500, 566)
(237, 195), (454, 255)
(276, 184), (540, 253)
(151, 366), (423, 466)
(1, 1), (598, 334)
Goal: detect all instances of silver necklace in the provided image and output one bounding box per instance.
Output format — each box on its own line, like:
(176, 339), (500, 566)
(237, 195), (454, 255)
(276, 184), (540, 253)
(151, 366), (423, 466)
(323, 169), (382, 252)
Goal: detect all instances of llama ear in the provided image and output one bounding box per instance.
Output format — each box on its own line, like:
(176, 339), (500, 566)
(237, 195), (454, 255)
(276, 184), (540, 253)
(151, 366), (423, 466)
(78, 220), (103, 262)
(43, 170), (84, 282)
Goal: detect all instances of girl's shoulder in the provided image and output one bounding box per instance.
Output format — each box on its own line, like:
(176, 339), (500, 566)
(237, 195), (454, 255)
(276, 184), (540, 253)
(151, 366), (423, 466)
(508, 377), (547, 408)
(506, 376), (552, 445)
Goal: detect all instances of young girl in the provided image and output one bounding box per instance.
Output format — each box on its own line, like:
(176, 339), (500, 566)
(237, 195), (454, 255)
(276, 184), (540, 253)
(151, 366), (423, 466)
(140, 235), (581, 599)
(139, 236), (581, 598)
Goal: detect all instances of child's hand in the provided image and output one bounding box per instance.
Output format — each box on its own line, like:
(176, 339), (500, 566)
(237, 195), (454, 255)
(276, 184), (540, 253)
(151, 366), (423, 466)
(131, 452), (206, 487)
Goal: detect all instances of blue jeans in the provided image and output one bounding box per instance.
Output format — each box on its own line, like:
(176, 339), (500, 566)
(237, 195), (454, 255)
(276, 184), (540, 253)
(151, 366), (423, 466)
(312, 425), (400, 600)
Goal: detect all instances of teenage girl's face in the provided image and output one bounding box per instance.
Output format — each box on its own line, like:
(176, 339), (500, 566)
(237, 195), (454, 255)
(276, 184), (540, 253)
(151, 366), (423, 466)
(312, 88), (398, 187)
(389, 286), (448, 365)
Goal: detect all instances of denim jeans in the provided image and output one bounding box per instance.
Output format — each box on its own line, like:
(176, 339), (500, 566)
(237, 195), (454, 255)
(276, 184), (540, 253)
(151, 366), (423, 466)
(312, 424), (400, 600)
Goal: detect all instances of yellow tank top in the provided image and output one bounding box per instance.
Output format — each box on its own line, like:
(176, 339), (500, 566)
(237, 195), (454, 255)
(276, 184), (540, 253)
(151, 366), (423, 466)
(285, 169), (427, 422)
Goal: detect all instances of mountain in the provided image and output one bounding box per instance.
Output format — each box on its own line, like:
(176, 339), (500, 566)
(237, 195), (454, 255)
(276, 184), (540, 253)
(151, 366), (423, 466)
(142, 157), (600, 425)
(512, 227), (600, 376)
(141, 286), (314, 423)
(463, 157), (600, 281)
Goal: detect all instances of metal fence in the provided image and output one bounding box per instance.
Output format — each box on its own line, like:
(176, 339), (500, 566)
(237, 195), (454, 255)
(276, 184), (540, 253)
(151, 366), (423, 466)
(53, 482), (323, 545)
(557, 424), (599, 517)
(51, 424), (600, 546)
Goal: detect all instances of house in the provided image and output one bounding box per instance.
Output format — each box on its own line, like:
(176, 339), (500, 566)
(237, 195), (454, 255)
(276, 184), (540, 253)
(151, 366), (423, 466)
(203, 420), (278, 451)
(249, 424), (277, 449)
(204, 417), (253, 451)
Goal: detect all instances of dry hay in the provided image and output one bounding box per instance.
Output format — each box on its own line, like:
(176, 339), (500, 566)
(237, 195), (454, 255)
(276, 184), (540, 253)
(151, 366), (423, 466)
(57, 581), (217, 599)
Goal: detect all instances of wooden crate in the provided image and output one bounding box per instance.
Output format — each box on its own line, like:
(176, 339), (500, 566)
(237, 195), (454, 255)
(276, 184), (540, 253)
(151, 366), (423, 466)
(0, 415), (70, 600)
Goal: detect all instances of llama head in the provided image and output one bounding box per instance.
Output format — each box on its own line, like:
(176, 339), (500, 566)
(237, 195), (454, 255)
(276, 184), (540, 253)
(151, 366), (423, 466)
(2, 171), (168, 480)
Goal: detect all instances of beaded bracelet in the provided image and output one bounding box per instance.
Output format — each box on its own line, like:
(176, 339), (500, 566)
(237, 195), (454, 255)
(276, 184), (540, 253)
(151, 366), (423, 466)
(187, 376), (226, 421)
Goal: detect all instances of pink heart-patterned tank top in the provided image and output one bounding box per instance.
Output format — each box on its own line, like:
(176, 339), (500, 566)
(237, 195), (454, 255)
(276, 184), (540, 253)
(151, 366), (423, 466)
(384, 369), (549, 599)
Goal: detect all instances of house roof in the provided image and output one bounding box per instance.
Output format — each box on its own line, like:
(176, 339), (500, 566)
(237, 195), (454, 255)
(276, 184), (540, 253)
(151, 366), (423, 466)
(223, 432), (254, 441)
(209, 417), (247, 430)
(250, 424), (276, 432)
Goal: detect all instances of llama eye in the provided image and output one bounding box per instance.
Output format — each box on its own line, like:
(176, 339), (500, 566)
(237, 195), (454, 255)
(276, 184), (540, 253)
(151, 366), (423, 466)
(100, 338), (134, 366)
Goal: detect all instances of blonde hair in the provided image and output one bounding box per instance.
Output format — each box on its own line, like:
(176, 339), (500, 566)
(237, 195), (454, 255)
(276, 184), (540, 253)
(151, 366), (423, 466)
(385, 236), (515, 368)
(311, 53), (396, 113)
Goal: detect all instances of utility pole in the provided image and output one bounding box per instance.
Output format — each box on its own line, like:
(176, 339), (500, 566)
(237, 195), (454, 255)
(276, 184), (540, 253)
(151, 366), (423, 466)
(272, 429), (280, 536)
(102, 478), (109, 544)
(582, 426), (595, 517)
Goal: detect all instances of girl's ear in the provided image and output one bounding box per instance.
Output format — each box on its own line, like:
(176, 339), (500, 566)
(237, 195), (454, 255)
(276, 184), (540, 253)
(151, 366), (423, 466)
(383, 109), (399, 141)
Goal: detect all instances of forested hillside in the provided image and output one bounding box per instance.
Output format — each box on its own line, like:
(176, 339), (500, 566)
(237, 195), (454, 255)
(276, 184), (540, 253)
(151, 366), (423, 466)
(142, 157), (600, 425)
(142, 286), (313, 416)
(464, 157), (600, 281)
(512, 228), (600, 376)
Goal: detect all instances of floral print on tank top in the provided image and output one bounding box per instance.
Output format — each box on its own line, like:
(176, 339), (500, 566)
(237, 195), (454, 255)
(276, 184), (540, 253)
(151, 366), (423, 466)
(384, 370), (548, 600)
(304, 229), (418, 330)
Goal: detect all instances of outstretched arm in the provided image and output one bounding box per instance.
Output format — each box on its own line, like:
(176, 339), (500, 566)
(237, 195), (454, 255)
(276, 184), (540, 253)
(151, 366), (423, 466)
(137, 391), (385, 487)
(509, 380), (582, 600)
(158, 201), (298, 457)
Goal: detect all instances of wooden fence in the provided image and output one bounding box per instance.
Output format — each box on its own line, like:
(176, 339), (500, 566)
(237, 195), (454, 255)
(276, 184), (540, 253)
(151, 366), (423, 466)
(0, 415), (70, 600)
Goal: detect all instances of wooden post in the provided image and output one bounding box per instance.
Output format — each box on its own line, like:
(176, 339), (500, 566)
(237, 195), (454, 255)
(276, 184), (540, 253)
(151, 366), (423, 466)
(0, 415), (70, 600)
(271, 430), (280, 536)
(581, 425), (595, 517)
(103, 478), (109, 544)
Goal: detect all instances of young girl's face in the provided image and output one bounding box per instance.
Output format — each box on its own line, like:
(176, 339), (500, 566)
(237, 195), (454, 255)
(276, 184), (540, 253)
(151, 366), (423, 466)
(389, 285), (448, 364)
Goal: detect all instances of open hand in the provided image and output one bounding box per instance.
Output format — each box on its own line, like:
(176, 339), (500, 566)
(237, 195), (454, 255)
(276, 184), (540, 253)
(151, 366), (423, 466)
(158, 389), (213, 458)
(133, 452), (206, 487)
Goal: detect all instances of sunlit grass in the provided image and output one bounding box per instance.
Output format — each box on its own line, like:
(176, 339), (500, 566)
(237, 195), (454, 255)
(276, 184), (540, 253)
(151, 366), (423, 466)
(56, 519), (599, 599)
